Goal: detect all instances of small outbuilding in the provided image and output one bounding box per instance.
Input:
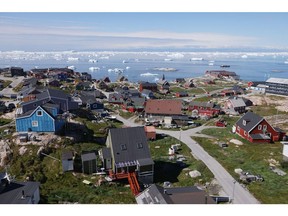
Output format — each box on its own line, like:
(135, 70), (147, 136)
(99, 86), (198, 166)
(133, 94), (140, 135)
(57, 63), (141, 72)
(81, 152), (97, 174)
(62, 151), (74, 172)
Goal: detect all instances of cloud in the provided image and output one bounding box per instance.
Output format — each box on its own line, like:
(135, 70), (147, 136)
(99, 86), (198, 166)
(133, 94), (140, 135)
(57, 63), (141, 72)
(0, 20), (260, 50)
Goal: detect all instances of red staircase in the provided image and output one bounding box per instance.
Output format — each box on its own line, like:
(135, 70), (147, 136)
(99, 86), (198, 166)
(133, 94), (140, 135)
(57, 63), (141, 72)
(128, 172), (140, 195)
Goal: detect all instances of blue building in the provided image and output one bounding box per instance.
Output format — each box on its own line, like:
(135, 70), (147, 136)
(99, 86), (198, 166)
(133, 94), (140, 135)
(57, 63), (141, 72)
(16, 105), (65, 133)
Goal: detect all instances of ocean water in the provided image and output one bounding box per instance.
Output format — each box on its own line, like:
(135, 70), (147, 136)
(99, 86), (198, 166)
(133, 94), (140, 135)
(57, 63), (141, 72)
(0, 51), (288, 83)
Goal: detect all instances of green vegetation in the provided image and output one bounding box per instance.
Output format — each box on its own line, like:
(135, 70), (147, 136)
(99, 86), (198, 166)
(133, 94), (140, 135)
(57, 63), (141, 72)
(0, 118), (12, 126)
(0, 80), (12, 89)
(149, 136), (214, 188)
(250, 105), (286, 117)
(193, 118), (288, 204)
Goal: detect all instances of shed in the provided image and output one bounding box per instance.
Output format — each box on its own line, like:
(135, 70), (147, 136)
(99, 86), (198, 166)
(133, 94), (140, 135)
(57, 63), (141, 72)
(81, 152), (97, 174)
(144, 126), (156, 140)
(62, 151), (74, 172)
(281, 142), (288, 161)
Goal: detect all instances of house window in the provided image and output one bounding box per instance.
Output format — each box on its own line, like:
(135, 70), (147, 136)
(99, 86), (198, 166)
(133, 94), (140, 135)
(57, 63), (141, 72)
(263, 125), (267, 131)
(32, 121), (38, 127)
(258, 125), (262, 130)
(93, 104), (98, 108)
(33, 103), (37, 107)
(243, 120), (246, 126)
(137, 143), (143, 149)
(36, 110), (43, 116)
(237, 126), (240, 131)
(120, 144), (127, 151)
(244, 131), (247, 136)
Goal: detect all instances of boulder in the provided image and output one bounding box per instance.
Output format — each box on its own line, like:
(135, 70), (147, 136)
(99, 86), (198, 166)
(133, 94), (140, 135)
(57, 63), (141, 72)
(189, 170), (201, 178)
(19, 146), (27, 156)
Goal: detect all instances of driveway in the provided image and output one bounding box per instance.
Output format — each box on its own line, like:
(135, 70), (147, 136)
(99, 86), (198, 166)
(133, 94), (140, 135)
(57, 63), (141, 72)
(115, 114), (260, 204)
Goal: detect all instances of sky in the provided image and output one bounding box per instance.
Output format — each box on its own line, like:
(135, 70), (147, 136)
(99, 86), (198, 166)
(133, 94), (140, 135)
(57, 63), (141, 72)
(0, 1), (288, 52)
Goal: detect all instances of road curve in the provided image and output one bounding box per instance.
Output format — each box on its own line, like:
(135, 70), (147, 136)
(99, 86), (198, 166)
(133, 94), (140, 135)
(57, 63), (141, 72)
(115, 115), (260, 204)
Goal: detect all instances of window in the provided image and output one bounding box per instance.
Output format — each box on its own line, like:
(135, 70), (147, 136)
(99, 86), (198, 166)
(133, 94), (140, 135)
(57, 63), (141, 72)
(33, 103), (37, 107)
(258, 125), (262, 130)
(137, 143), (143, 149)
(93, 104), (98, 108)
(263, 125), (267, 130)
(244, 131), (247, 136)
(120, 144), (127, 151)
(36, 110), (43, 116)
(32, 121), (38, 127)
(237, 126), (240, 131)
(243, 120), (246, 126)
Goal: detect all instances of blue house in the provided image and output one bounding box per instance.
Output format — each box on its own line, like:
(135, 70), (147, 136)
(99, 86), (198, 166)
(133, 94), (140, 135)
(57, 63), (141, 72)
(16, 105), (65, 133)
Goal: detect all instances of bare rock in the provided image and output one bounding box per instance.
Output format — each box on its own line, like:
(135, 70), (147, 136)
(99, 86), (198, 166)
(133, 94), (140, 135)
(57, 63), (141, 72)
(19, 146), (27, 156)
(189, 170), (201, 178)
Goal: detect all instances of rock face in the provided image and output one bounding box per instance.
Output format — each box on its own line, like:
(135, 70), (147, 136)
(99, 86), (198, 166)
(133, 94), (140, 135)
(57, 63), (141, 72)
(19, 146), (27, 156)
(0, 140), (12, 167)
(189, 170), (201, 178)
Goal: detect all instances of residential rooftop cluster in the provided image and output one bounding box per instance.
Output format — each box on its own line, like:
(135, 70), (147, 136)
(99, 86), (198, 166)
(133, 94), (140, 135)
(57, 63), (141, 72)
(0, 66), (288, 204)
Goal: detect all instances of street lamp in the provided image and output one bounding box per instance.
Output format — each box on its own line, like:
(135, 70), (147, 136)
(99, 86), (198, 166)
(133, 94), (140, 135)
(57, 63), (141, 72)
(232, 180), (236, 203)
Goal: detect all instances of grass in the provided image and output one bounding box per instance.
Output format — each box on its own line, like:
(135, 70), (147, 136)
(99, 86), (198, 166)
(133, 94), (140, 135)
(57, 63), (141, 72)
(149, 135), (214, 188)
(0, 118), (12, 126)
(0, 80), (12, 89)
(250, 105), (286, 117)
(192, 119), (288, 204)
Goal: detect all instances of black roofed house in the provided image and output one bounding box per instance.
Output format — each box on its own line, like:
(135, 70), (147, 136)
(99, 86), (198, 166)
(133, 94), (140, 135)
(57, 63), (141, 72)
(20, 88), (79, 113)
(97, 80), (109, 90)
(175, 78), (185, 83)
(81, 152), (97, 174)
(135, 184), (215, 204)
(104, 127), (154, 184)
(81, 72), (92, 81)
(233, 111), (286, 143)
(141, 89), (154, 99)
(78, 93), (104, 112)
(0, 172), (40, 204)
(139, 81), (158, 92)
(108, 92), (123, 104)
(1, 67), (25, 77)
(62, 151), (74, 172)
(76, 81), (93, 91)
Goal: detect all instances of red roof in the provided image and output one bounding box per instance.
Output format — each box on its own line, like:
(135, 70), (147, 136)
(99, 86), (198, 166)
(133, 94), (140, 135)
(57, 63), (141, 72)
(145, 99), (182, 115)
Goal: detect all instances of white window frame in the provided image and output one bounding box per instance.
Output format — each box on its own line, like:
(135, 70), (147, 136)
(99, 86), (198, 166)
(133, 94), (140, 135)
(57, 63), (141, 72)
(244, 131), (247, 136)
(243, 120), (246, 126)
(32, 121), (38, 127)
(258, 125), (262, 130)
(263, 125), (267, 130)
(36, 110), (43, 116)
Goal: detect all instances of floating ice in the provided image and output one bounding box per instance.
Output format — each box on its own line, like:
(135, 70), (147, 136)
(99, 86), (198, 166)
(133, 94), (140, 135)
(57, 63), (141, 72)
(190, 57), (204, 61)
(167, 53), (184, 59)
(88, 59), (98, 63)
(140, 72), (159, 77)
(67, 57), (79, 61)
(89, 67), (100, 71)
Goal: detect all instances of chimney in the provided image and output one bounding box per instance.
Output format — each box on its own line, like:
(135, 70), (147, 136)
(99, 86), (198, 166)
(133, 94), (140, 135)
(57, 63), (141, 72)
(21, 190), (25, 199)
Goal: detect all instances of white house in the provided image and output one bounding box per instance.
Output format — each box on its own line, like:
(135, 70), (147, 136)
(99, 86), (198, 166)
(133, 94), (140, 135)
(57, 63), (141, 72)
(281, 141), (288, 161)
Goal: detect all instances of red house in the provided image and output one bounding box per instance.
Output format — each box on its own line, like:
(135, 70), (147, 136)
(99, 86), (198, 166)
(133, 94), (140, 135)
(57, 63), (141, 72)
(188, 101), (221, 117)
(234, 112), (285, 143)
(144, 126), (156, 140)
(139, 82), (158, 92)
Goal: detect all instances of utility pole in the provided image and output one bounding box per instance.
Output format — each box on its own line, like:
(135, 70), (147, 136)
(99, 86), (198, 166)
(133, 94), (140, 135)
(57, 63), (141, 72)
(232, 180), (236, 204)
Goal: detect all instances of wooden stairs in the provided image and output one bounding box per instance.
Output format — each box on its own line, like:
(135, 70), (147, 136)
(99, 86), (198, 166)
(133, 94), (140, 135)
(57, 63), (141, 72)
(128, 172), (140, 196)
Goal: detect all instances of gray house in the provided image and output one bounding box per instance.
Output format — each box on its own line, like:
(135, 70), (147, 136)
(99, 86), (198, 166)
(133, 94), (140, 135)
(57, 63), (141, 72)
(0, 172), (40, 204)
(81, 152), (97, 174)
(62, 151), (74, 172)
(135, 184), (215, 204)
(104, 127), (154, 184)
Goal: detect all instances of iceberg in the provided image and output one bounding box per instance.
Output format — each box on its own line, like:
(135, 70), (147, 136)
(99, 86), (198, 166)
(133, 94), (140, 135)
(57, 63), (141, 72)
(89, 67), (100, 71)
(67, 57), (79, 61)
(67, 65), (76, 70)
(140, 72), (159, 77)
(88, 59), (98, 63)
(190, 57), (203, 61)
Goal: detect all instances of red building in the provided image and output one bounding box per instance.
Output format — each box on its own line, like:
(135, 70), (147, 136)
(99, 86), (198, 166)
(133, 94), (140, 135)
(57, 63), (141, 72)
(144, 126), (156, 140)
(175, 91), (188, 97)
(188, 101), (221, 117)
(139, 82), (158, 92)
(234, 112), (285, 143)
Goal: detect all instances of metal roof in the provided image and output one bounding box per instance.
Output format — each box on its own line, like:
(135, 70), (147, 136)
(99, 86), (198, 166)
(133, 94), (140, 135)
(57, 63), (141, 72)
(62, 151), (73, 160)
(235, 112), (263, 132)
(108, 127), (153, 164)
(0, 181), (40, 204)
(81, 152), (97, 162)
(229, 97), (246, 108)
(266, 77), (288, 85)
(136, 184), (215, 204)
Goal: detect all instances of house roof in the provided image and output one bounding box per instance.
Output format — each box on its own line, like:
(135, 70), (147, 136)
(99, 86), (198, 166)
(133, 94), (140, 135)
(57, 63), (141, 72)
(108, 127), (153, 164)
(0, 181), (40, 204)
(235, 112), (263, 132)
(81, 152), (97, 162)
(145, 99), (182, 115)
(139, 82), (157, 87)
(101, 147), (112, 159)
(135, 184), (215, 204)
(229, 97), (246, 108)
(16, 105), (56, 120)
(266, 77), (288, 85)
(144, 126), (156, 133)
(62, 151), (73, 160)
(189, 101), (219, 109)
(141, 89), (152, 95)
